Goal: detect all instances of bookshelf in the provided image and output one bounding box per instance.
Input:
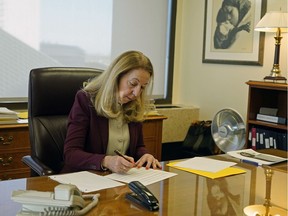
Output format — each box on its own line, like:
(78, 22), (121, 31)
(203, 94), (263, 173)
(245, 81), (287, 150)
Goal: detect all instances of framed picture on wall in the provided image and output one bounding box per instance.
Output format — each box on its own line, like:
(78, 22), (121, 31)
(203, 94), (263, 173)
(202, 0), (267, 65)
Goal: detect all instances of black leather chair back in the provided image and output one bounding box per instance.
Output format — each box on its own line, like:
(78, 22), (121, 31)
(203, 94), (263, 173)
(28, 67), (102, 175)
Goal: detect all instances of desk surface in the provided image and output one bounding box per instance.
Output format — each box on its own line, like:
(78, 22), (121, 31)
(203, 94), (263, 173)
(1, 150), (287, 216)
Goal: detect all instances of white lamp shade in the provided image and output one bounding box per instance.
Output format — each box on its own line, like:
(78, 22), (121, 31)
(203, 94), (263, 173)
(255, 11), (288, 32)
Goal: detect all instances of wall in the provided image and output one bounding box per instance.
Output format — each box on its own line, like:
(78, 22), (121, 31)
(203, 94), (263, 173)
(157, 106), (199, 143)
(173, 0), (287, 121)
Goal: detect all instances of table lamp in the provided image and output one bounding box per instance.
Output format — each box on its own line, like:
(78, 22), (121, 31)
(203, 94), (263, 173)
(255, 11), (288, 81)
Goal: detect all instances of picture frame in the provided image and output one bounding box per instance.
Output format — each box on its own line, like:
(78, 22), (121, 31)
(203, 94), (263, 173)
(195, 170), (253, 216)
(202, 0), (267, 65)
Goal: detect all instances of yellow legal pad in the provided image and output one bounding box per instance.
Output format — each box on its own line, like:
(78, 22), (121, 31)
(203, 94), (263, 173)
(167, 162), (246, 179)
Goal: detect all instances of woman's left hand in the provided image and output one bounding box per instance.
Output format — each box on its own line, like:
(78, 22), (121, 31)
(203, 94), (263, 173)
(135, 154), (162, 169)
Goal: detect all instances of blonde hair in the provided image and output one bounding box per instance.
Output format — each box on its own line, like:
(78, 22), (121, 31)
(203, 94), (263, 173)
(84, 50), (154, 122)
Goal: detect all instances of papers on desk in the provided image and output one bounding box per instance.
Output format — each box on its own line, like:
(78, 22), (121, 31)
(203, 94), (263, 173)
(167, 157), (246, 179)
(49, 168), (177, 192)
(105, 167), (177, 186)
(0, 108), (28, 124)
(49, 171), (124, 193)
(0, 107), (18, 124)
(227, 149), (287, 165)
(172, 157), (236, 172)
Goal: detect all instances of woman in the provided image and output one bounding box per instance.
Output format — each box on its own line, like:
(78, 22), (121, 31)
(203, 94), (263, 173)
(61, 50), (162, 174)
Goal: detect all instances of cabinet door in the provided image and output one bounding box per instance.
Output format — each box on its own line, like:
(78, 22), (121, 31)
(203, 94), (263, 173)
(0, 124), (31, 180)
(142, 119), (163, 160)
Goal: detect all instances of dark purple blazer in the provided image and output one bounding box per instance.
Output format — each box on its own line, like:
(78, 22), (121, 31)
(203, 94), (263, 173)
(61, 90), (148, 173)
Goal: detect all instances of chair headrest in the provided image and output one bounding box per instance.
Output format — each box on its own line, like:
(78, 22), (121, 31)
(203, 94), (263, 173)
(28, 67), (103, 117)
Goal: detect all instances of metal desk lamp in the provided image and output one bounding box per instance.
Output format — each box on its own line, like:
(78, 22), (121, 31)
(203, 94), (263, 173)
(255, 11), (288, 81)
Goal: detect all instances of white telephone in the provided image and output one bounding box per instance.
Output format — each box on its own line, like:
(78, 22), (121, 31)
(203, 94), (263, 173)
(11, 184), (100, 216)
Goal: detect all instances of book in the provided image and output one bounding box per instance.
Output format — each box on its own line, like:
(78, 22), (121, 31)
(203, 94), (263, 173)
(256, 113), (286, 125)
(259, 107), (278, 116)
(251, 127), (256, 150)
(249, 127), (287, 151)
(227, 149), (287, 166)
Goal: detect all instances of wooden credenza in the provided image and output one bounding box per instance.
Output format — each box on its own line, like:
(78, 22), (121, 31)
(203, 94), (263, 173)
(0, 115), (166, 180)
(143, 115), (167, 160)
(0, 124), (30, 180)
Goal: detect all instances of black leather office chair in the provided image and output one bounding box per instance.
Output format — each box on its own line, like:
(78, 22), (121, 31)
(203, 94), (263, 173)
(22, 67), (103, 176)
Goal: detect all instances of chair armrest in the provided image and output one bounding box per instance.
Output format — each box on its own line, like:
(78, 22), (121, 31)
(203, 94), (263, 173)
(22, 155), (55, 176)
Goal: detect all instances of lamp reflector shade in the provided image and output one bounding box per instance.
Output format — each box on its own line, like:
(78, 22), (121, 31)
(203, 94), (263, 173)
(255, 11), (288, 32)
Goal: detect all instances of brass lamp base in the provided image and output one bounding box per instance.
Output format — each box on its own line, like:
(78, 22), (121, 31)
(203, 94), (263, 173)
(264, 65), (287, 81)
(244, 166), (288, 216)
(244, 204), (288, 216)
(264, 75), (287, 81)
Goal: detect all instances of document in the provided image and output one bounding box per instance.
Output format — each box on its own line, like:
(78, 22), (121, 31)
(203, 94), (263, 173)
(227, 149), (287, 165)
(105, 167), (177, 186)
(0, 107), (18, 114)
(49, 171), (124, 193)
(170, 157), (237, 173)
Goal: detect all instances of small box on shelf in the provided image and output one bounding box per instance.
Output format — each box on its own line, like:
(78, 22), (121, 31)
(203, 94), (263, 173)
(256, 113), (286, 125)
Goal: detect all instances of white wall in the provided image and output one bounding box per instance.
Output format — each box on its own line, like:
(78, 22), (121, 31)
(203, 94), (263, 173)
(173, 0), (288, 121)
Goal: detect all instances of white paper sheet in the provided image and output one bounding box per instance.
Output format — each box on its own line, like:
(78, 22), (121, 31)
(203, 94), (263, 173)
(173, 157), (237, 173)
(105, 167), (177, 186)
(49, 171), (124, 193)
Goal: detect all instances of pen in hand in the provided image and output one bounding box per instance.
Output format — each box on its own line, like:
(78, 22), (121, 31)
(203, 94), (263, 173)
(114, 149), (133, 163)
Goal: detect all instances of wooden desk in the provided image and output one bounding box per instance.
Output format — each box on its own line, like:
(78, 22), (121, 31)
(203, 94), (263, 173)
(1, 150), (287, 215)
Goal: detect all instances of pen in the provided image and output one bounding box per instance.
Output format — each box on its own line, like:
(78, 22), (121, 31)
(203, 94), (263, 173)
(241, 159), (259, 167)
(114, 149), (132, 163)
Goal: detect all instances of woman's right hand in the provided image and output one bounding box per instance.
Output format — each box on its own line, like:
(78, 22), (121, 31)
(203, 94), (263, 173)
(102, 155), (135, 173)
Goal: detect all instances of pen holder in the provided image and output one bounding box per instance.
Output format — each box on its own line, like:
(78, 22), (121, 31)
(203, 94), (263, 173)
(243, 165), (287, 216)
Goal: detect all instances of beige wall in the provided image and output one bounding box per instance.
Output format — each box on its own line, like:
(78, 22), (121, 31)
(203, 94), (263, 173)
(173, 0), (288, 121)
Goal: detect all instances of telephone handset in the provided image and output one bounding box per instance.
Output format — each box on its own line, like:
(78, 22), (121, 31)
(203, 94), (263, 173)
(11, 184), (100, 216)
(125, 181), (159, 211)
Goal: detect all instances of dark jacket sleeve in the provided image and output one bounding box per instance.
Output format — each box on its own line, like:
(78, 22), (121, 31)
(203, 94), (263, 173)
(62, 90), (107, 173)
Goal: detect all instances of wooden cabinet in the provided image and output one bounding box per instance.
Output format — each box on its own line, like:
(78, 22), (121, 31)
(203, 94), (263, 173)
(0, 116), (166, 180)
(245, 81), (287, 150)
(143, 115), (167, 160)
(0, 124), (31, 180)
